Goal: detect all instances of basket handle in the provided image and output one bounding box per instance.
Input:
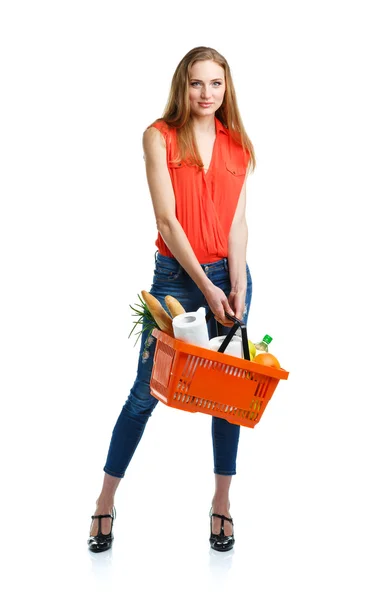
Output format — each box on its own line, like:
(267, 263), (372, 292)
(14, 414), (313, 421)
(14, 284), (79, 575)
(205, 309), (250, 360)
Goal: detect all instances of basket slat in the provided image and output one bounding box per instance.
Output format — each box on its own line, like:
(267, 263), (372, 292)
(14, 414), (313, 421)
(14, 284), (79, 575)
(186, 363), (257, 408)
(151, 340), (175, 389)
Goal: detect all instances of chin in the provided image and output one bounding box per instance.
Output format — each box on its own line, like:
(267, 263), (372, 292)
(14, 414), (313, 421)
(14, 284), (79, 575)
(194, 106), (216, 115)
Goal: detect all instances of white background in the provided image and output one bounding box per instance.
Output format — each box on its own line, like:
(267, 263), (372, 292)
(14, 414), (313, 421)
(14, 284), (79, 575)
(1, 1), (371, 598)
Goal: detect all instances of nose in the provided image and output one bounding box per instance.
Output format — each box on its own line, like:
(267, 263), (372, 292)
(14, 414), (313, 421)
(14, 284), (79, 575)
(200, 85), (212, 100)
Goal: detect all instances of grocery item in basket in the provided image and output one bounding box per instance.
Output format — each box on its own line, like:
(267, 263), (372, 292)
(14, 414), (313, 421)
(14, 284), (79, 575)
(253, 352), (280, 369)
(164, 295), (186, 318)
(129, 293), (159, 345)
(141, 290), (174, 337)
(172, 307), (210, 348)
(209, 335), (243, 358)
(254, 334), (273, 353)
(248, 340), (256, 359)
(231, 331), (256, 359)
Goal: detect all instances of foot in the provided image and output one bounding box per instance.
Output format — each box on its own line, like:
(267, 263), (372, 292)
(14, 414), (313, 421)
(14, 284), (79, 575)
(210, 501), (233, 537)
(89, 500), (114, 536)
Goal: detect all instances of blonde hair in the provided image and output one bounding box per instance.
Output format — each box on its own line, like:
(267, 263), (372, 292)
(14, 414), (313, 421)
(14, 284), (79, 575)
(154, 46), (256, 174)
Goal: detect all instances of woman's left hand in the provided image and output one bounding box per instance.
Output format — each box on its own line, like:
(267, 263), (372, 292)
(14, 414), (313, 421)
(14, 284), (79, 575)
(228, 289), (246, 322)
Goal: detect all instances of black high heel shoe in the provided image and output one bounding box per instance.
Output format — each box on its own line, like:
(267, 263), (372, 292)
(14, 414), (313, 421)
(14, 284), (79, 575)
(209, 507), (235, 552)
(88, 506), (116, 553)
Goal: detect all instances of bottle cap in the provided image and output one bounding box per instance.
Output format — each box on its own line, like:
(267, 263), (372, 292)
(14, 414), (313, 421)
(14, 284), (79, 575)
(263, 335), (272, 344)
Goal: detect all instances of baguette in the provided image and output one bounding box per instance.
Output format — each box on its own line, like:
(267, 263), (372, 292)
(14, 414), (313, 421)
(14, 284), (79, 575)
(164, 295), (186, 318)
(141, 290), (174, 337)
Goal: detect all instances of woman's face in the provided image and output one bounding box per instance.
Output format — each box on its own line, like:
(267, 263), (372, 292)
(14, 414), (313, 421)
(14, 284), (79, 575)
(188, 60), (226, 117)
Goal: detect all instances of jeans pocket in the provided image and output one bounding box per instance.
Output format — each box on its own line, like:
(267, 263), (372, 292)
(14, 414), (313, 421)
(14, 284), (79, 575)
(153, 261), (183, 283)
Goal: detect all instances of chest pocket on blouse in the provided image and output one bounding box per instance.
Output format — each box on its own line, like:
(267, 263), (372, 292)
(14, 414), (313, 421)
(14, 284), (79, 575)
(225, 161), (246, 176)
(168, 161), (185, 170)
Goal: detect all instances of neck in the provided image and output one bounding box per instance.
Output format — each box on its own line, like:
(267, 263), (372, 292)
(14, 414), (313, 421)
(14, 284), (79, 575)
(190, 114), (216, 135)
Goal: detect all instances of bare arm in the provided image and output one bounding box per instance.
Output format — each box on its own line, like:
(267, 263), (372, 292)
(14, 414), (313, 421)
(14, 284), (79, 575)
(142, 126), (234, 324)
(227, 173), (249, 320)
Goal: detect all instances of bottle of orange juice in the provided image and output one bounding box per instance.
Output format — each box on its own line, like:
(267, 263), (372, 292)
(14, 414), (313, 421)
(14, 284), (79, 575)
(254, 334), (273, 353)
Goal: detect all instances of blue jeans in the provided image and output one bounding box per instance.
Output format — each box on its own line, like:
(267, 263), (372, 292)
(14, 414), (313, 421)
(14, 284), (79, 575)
(103, 251), (253, 478)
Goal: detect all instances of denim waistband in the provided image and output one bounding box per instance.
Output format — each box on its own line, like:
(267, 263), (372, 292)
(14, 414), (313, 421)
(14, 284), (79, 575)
(155, 250), (228, 273)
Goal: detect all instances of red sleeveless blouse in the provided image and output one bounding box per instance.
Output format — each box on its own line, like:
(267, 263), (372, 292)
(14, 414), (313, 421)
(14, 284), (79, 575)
(147, 116), (250, 263)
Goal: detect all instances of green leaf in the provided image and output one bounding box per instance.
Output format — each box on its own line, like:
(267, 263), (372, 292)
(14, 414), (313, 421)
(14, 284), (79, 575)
(128, 293), (158, 340)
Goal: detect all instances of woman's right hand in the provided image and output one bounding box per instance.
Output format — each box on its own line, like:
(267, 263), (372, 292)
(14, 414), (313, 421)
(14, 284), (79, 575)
(203, 283), (235, 327)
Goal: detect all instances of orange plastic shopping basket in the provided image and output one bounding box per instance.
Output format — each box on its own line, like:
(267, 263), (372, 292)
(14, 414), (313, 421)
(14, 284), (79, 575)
(149, 310), (289, 428)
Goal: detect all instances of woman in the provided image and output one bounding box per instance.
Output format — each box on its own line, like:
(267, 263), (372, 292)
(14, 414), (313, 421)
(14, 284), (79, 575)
(88, 46), (256, 553)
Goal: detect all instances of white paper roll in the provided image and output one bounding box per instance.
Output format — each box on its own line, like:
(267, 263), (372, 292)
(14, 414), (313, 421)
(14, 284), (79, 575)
(209, 335), (243, 358)
(172, 306), (210, 349)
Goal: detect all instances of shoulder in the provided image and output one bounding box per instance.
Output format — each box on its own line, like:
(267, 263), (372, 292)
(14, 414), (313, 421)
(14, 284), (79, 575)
(143, 119), (171, 148)
(143, 120), (172, 164)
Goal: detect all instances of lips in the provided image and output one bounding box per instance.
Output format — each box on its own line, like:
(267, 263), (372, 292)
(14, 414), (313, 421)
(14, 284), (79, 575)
(199, 103), (213, 107)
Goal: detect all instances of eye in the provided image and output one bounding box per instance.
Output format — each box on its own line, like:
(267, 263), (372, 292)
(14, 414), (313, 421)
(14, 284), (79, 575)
(190, 81), (223, 88)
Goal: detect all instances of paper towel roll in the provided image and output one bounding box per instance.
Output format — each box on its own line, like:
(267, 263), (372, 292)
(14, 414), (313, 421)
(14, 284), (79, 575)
(172, 306), (210, 349)
(209, 335), (243, 358)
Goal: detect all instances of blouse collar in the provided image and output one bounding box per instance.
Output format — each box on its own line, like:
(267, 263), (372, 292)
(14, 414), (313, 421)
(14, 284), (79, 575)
(215, 116), (228, 135)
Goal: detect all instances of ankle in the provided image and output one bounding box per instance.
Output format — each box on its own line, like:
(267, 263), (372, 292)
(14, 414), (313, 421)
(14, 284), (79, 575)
(212, 498), (230, 512)
(96, 496), (114, 511)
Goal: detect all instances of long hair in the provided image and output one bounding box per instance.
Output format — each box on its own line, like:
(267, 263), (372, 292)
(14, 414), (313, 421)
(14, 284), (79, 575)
(156, 46), (256, 174)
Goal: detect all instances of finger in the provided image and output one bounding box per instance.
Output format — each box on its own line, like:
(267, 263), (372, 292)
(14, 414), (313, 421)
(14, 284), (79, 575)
(216, 318), (233, 328)
(215, 311), (234, 327)
(222, 299), (234, 318)
(216, 311), (226, 324)
(222, 321), (234, 328)
(213, 302), (225, 323)
(211, 309), (224, 326)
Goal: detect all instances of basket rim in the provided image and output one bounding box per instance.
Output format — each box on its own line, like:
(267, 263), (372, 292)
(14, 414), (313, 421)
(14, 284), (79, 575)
(151, 328), (289, 381)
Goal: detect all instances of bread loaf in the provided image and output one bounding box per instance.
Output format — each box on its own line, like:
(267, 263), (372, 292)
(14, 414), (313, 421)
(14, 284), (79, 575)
(164, 295), (186, 318)
(141, 290), (174, 337)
